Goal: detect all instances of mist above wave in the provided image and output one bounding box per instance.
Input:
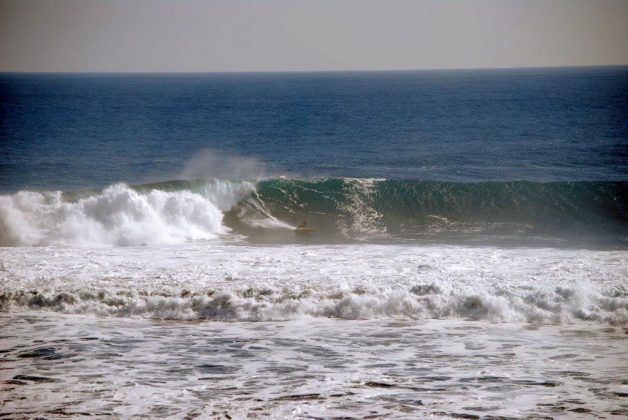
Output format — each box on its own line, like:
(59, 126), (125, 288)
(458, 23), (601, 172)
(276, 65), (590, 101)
(179, 148), (285, 181)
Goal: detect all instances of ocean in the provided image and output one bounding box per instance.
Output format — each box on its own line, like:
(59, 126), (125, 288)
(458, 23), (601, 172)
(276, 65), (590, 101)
(1, 67), (627, 418)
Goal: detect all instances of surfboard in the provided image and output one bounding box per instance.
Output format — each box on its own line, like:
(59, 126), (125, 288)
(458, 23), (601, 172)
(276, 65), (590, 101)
(295, 227), (316, 234)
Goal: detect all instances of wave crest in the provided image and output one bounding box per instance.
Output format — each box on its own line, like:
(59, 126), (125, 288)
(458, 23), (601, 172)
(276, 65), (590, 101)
(1, 178), (626, 246)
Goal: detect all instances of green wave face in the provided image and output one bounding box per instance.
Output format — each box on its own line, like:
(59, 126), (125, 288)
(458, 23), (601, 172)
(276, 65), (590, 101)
(243, 179), (627, 245)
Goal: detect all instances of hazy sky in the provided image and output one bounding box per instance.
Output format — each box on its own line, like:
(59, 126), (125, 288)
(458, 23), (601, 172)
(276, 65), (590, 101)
(1, 0), (627, 72)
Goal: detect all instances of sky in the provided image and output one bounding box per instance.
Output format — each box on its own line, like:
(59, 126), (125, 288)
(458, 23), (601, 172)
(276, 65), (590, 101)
(1, 0), (627, 72)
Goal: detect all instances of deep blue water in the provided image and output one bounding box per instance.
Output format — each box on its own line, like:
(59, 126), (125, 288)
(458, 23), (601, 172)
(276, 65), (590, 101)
(1, 67), (627, 193)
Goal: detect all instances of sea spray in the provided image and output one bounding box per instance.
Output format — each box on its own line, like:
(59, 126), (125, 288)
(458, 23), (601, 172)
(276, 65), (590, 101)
(0, 184), (231, 246)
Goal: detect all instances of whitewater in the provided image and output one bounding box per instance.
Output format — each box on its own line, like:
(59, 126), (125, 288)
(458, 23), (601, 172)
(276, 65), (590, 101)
(2, 241), (627, 324)
(2, 242), (627, 417)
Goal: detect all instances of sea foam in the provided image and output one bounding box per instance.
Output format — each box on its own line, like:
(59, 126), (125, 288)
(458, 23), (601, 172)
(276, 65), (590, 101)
(2, 274), (626, 325)
(0, 182), (255, 246)
(2, 244), (626, 325)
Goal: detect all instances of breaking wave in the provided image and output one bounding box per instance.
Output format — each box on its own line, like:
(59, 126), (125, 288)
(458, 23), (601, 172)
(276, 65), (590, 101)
(1, 282), (626, 325)
(0, 178), (626, 246)
(0, 181), (253, 246)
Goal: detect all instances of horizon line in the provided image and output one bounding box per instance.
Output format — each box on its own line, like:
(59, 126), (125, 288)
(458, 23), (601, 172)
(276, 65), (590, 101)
(1, 63), (627, 75)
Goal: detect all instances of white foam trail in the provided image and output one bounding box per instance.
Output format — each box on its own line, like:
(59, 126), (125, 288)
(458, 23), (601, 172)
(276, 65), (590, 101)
(0, 183), (246, 246)
(231, 189), (295, 230)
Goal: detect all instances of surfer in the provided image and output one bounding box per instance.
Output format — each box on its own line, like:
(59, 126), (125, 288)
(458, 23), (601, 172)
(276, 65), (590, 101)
(295, 218), (314, 234)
